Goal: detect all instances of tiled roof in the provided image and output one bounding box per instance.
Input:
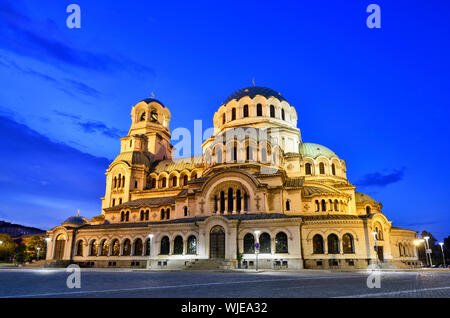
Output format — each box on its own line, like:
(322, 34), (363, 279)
(141, 98), (165, 108)
(302, 214), (361, 221)
(223, 86), (288, 105)
(107, 196), (176, 210)
(302, 186), (334, 196)
(284, 177), (304, 188)
(355, 192), (378, 204)
(152, 156), (203, 174)
(112, 151), (151, 166)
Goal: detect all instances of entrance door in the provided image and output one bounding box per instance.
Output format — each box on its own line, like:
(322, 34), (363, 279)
(210, 225), (225, 259)
(54, 234), (66, 260)
(377, 246), (384, 262)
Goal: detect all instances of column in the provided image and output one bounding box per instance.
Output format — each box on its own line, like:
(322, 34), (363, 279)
(224, 196), (228, 214)
(232, 195), (237, 214)
(241, 196), (245, 213)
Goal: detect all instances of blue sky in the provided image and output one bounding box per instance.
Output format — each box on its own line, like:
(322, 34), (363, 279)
(0, 0), (449, 240)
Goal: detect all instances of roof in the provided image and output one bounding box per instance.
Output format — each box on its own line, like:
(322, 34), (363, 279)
(302, 186), (334, 196)
(152, 156), (203, 174)
(108, 196), (176, 210)
(300, 143), (338, 159)
(223, 86), (288, 105)
(112, 151), (151, 167)
(63, 216), (89, 225)
(141, 98), (165, 108)
(355, 192), (378, 204)
(301, 214), (361, 221)
(284, 177), (304, 188)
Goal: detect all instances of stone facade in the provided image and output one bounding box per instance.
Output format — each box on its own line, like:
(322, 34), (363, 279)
(46, 87), (420, 269)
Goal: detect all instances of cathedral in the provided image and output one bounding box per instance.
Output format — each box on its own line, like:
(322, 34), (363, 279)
(46, 86), (420, 269)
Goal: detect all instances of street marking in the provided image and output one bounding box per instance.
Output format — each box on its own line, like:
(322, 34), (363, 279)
(336, 286), (450, 298)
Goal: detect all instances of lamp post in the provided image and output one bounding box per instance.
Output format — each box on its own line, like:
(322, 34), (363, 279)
(254, 230), (260, 272)
(439, 243), (446, 267)
(44, 238), (51, 267)
(424, 236), (433, 267)
(37, 247), (41, 261)
(371, 232), (378, 266)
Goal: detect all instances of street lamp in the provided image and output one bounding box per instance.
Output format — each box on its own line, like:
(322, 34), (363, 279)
(254, 230), (261, 272)
(371, 232), (378, 266)
(147, 234), (154, 269)
(439, 243), (446, 267)
(423, 236), (433, 267)
(37, 247), (41, 261)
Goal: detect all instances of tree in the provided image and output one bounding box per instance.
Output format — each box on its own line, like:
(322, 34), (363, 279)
(419, 231), (443, 266)
(24, 236), (47, 262)
(0, 234), (15, 263)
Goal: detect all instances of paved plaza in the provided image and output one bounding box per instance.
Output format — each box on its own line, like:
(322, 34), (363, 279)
(0, 269), (449, 298)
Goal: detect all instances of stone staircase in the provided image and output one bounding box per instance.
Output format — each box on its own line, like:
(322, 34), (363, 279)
(186, 259), (236, 270)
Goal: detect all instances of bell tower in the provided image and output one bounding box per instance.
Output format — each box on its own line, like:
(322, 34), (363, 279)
(128, 97), (173, 161)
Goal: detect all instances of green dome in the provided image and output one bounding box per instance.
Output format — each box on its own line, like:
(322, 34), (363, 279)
(300, 143), (338, 159)
(112, 151), (150, 166)
(355, 192), (377, 204)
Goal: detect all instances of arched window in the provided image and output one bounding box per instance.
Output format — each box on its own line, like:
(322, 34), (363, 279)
(220, 191), (225, 213)
(399, 243), (403, 256)
(76, 240), (83, 256)
(172, 176), (177, 187)
(125, 211), (129, 222)
(111, 239), (120, 256)
(315, 200), (320, 212)
(331, 163), (336, 175)
(140, 210), (144, 221)
(166, 208), (170, 219)
(281, 108), (285, 120)
(275, 232), (288, 253)
(139, 111), (146, 122)
(313, 235), (324, 254)
(184, 206), (188, 216)
(160, 236), (170, 255)
(183, 175), (188, 185)
(327, 234), (339, 254)
(160, 209), (165, 220)
(232, 146), (237, 161)
(257, 104), (262, 116)
(222, 113), (226, 124)
(100, 239), (109, 256)
(161, 177), (167, 188)
(145, 210), (149, 221)
(123, 239), (131, 256)
(259, 233), (271, 253)
(244, 233), (255, 254)
(321, 199), (326, 212)
(113, 177), (117, 188)
(118, 174), (121, 188)
(236, 190), (242, 212)
(319, 162), (325, 174)
(246, 146), (253, 161)
(366, 206), (371, 214)
(243, 104), (249, 117)
(173, 236), (183, 255)
(90, 240), (98, 256)
(270, 105), (275, 118)
(228, 188), (233, 212)
(120, 211), (124, 222)
(134, 239), (143, 256)
(187, 236), (197, 254)
(285, 200), (290, 211)
(342, 234), (354, 254)
(305, 163), (312, 175)
(144, 238), (151, 256)
(334, 200), (339, 211)
(122, 176), (125, 188)
(232, 108), (236, 120)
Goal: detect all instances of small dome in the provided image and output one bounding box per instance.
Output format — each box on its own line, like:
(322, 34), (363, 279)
(63, 216), (89, 226)
(141, 98), (165, 108)
(223, 86), (288, 105)
(355, 192), (378, 204)
(112, 151), (151, 166)
(300, 143), (338, 159)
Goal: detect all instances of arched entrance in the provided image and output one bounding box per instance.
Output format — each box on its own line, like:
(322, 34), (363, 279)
(54, 234), (66, 260)
(210, 225), (225, 259)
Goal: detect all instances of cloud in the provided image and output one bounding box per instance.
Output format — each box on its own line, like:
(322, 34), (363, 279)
(0, 114), (111, 228)
(356, 168), (405, 188)
(0, 2), (155, 75)
(53, 110), (126, 139)
(0, 56), (102, 98)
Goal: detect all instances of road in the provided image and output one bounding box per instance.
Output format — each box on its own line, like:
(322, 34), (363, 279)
(0, 269), (449, 298)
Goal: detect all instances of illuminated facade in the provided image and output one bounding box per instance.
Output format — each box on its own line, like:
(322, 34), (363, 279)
(46, 86), (419, 269)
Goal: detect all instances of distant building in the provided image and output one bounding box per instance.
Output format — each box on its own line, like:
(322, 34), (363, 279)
(46, 86), (420, 269)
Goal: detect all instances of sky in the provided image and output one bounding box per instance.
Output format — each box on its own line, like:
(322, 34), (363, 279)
(0, 0), (449, 240)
